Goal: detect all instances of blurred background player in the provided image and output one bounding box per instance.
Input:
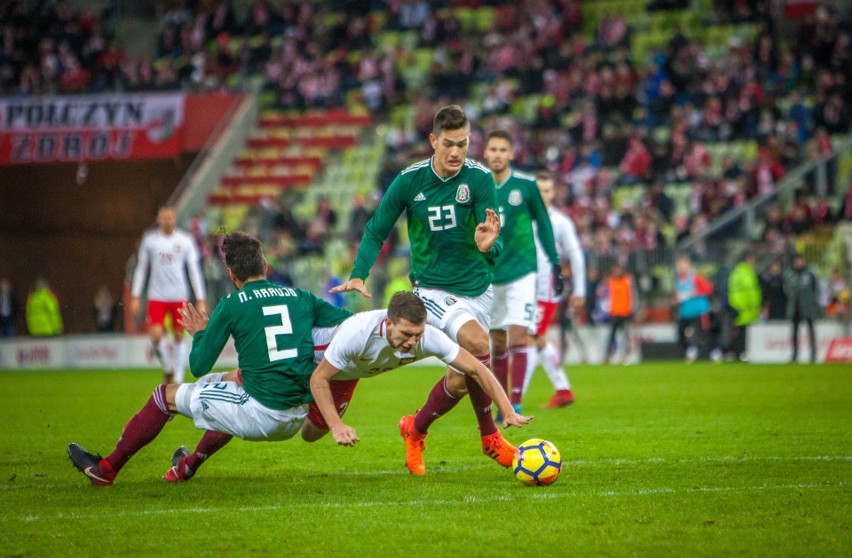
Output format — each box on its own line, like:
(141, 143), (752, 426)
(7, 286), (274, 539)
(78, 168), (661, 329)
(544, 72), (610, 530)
(304, 291), (530, 451)
(726, 250), (761, 361)
(483, 130), (561, 415)
(523, 171), (585, 408)
(330, 105), (513, 476)
(0, 277), (20, 337)
(68, 231), (351, 485)
(674, 255), (716, 363)
(603, 261), (638, 365)
(785, 254), (819, 363)
(130, 206), (206, 384)
(25, 277), (63, 337)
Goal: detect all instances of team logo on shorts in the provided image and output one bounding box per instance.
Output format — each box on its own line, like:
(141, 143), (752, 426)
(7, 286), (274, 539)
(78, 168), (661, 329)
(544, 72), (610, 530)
(508, 189), (522, 206)
(398, 357), (416, 366)
(444, 296), (458, 306)
(455, 184), (470, 203)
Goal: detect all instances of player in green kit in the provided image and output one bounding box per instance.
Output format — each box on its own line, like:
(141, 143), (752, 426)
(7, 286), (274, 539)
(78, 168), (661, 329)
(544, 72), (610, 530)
(68, 231), (351, 485)
(331, 105), (519, 476)
(483, 130), (562, 414)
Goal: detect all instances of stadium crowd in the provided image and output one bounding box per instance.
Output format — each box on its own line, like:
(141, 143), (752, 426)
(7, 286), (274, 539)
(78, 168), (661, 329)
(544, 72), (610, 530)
(0, 0), (850, 334)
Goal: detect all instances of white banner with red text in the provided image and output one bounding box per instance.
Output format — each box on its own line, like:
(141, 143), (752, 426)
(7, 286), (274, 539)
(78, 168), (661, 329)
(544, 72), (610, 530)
(0, 93), (185, 164)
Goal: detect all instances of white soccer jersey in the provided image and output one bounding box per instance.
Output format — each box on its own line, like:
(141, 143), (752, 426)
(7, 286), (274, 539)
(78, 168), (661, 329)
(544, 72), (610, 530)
(535, 207), (586, 302)
(323, 309), (460, 380)
(131, 228), (206, 302)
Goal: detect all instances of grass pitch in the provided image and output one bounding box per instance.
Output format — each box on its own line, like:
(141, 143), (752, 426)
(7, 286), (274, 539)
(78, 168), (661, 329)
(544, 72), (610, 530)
(1, 362), (850, 557)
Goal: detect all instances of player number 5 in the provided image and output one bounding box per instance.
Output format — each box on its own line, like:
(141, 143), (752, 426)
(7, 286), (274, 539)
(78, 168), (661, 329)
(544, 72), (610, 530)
(263, 305), (298, 362)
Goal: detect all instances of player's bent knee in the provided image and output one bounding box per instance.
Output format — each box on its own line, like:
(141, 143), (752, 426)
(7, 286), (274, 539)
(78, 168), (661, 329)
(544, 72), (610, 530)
(445, 370), (468, 397)
(300, 420), (329, 442)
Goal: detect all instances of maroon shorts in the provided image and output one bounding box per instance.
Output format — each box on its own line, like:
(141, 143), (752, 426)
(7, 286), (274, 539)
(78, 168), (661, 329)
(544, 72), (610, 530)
(306, 378), (360, 430)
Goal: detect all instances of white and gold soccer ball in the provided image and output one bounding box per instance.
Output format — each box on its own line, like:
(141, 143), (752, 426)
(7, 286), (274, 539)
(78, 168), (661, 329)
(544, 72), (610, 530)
(512, 438), (562, 486)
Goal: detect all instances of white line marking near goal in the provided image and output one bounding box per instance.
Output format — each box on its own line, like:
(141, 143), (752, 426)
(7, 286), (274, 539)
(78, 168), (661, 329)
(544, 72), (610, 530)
(20, 481), (847, 523)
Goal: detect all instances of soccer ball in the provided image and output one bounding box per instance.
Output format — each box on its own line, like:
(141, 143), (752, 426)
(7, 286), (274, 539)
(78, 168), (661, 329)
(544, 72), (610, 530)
(512, 438), (562, 486)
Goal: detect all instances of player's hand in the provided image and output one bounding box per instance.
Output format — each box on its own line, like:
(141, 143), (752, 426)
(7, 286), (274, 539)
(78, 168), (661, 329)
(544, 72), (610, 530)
(502, 412), (533, 429)
(330, 423), (360, 446)
(329, 277), (371, 299)
(177, 302), (209, 335)
(475, 208), (501, 253)
(195, 300), (207, 314)
(570, 296), (585, 310)
(129, 297), (141, 318)
(552, 264), (565, 297)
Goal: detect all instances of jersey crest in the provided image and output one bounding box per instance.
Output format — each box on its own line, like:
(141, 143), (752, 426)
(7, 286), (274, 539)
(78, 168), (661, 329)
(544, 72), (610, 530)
(508, 189), (522, 206)
(444, 295), (458, 307)
(455, 184), (470, 203)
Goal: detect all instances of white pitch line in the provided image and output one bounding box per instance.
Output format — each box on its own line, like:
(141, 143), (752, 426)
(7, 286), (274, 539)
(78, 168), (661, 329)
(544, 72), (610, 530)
(19, 482), (847, 523)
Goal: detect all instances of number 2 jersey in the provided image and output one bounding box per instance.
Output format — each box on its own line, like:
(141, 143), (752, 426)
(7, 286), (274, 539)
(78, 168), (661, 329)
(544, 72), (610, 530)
(322, 309), (460, 381)
(187, 279), (351, 410)
(351, 157), (502, 297)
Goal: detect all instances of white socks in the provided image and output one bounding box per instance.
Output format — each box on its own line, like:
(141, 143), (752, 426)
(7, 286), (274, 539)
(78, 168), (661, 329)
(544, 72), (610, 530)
(540, 343), (570, 391)
(173, 338), (190, 383)
(157, 337), (173, 375)
(522, 342), (571, 394)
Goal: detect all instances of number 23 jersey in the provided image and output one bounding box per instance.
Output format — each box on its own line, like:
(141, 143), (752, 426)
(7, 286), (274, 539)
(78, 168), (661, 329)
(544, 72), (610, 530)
(352, 157), (502, 297)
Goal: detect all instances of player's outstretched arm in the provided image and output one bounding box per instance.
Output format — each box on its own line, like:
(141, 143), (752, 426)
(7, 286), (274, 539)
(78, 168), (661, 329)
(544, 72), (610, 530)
(177, 302), (209, 335)
(328, 277), (371, 299)
(450, 348), (532, 428)
(310, 358), (360, 446)
(474, 208), (501, 253)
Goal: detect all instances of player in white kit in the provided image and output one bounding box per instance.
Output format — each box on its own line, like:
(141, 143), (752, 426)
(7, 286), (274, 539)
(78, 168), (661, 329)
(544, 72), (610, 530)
(130, 206), (206, 384)
(302, 291), (531, 456)
(525, 172), (586, 408)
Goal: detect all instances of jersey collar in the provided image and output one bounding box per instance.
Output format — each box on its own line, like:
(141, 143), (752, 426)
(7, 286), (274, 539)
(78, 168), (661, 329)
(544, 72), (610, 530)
(430, 156), (462, 182)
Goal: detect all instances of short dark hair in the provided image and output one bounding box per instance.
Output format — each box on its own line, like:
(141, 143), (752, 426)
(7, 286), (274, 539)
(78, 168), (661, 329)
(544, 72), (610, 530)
(387, 291), (427, 325)
(535, 170), (554, 182)
(486, 129), (513, 146)
(222, 232), (266, 281)
(432, 105), (469, 136)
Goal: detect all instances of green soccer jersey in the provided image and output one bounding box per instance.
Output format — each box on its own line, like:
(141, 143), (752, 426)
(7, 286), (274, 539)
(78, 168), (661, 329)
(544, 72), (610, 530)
(188, 280), (351, 410)
(492, 169), (559, 284)
(351, 157), (503, 297)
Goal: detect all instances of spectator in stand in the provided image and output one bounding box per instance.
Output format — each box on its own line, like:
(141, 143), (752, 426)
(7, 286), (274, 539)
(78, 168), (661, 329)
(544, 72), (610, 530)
(26, 278), (63, 337)
(785, 254), (820, 363)
(760, 259), (788, 321)
(836, 181), (852, 222)
(618, 136), (651, 186)
(0, 278), (19, 337)
(748, 147), (785, 198)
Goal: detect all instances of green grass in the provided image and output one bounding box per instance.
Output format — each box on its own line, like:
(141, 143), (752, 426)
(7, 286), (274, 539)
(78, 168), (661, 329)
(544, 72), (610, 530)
(1, 363), (850, 557)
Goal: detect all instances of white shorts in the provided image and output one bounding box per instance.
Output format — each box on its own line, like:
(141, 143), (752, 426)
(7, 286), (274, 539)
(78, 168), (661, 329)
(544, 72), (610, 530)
(176, 373), (307, 442)
(414, 285), (494, 343)
(490, 273), (537, 330)
(535, 263), (557, 303)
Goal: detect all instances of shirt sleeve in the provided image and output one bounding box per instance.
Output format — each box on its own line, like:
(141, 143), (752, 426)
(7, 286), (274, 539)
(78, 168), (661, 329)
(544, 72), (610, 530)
(184, 234), (206, 301)
(351, 175), (407, 280)
(421, 325), (461, 364)
(560, 216), (586, 298)
(323, 317), (362, 371)
(308, 290), (353, 327)
(529, 184), (559, 267)
(131, 234), (150, 298)
(188, 301), (232, 377)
